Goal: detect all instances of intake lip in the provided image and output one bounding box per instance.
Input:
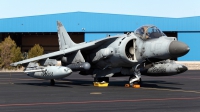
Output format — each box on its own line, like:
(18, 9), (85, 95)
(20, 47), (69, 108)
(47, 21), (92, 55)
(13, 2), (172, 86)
(169, 41), (190, 57)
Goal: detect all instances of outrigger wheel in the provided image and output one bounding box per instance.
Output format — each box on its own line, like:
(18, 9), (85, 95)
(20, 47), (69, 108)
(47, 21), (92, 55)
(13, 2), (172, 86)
(50, 79), (55, 86)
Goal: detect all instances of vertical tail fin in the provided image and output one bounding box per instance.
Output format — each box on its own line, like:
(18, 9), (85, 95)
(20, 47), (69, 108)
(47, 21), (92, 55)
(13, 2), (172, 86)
(57, 21), (76, 50)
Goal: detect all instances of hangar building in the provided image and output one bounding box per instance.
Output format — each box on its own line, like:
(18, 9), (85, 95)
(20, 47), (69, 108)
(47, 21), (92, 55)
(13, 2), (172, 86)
(0, 12), (199, 61)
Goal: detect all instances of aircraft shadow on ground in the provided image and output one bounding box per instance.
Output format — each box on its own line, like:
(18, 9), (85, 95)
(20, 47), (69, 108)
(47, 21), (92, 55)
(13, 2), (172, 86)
(15, 82), (73, 88)
(16, 79), (182, 90)
(15, 79), (93, 88)
(140, 81), (182, 89)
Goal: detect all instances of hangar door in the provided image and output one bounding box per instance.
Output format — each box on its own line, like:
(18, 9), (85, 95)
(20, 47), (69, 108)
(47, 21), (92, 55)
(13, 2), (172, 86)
(22, 32), (84, 53)
(164, 32), (177, 38)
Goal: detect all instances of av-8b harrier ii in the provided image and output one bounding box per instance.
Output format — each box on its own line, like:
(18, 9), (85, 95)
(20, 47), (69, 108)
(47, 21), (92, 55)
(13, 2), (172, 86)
(11, 21), (190, 86)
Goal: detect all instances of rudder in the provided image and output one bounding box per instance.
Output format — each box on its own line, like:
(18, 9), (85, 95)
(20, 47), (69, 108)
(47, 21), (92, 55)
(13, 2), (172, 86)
(57, 21), (76, 50)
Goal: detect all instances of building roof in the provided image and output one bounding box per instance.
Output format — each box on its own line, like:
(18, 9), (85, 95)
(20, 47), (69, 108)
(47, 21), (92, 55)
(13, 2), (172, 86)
(0, 12), (200, 32)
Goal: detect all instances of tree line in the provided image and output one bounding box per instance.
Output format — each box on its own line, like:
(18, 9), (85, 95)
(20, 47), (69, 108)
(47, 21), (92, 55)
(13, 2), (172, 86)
(0, 36), (44, 69)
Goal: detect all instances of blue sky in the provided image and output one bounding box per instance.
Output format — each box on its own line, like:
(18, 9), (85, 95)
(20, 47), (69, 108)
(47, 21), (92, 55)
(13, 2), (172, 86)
(0, 0), (200, 18)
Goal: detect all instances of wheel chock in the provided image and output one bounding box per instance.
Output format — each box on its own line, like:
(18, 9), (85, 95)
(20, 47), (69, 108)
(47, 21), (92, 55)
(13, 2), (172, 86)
(125, 84), (130, 87)
(132, 84), (140, 88)
(93, 82), (109, 87)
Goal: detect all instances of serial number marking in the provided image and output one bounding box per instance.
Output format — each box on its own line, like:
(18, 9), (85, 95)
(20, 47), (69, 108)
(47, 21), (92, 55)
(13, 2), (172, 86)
(41, 71), (53, 77)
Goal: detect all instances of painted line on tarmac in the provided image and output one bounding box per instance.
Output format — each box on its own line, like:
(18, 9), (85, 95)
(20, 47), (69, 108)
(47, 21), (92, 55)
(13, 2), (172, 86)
(141, 87), (200, 94)
(1, 96), (200, 107)
(90, 92), (102, 94)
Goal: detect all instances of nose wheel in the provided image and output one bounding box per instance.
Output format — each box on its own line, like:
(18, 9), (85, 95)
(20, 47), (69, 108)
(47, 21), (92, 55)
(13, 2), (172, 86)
(125, 76), (141, 88)
(125, 64), (142, 88)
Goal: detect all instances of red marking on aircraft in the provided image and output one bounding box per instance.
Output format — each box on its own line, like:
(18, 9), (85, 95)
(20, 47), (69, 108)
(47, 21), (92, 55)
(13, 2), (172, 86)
(1, 97), (200, 107)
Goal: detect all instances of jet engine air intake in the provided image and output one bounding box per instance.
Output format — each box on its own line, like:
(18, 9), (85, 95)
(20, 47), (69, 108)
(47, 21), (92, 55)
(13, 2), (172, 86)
(125, 39), (135, 61)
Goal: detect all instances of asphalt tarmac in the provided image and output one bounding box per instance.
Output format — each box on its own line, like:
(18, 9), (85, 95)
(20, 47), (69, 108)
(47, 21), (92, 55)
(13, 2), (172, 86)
(0, 71), (200, 112)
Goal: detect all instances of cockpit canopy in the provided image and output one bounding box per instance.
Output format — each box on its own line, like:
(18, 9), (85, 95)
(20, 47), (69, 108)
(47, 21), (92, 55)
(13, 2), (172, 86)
(134, 25), (166, 40)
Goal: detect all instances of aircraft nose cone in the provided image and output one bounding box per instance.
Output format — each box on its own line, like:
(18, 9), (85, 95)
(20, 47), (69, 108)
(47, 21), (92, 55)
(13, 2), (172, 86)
(169, 41), (190, 57)
(177, 65), (188, 73)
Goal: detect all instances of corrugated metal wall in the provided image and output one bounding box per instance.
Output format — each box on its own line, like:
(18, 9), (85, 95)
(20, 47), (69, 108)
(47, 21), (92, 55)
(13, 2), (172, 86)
(0, 12), (200, 32)
(0, 12), (199, 61)
(178, 32), (200, 61)
(85, 32), (123, 42)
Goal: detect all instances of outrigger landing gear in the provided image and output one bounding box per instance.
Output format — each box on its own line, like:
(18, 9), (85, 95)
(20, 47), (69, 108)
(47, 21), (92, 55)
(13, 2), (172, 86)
(125, 64), (141, 88)
(50, 79), (55, 86)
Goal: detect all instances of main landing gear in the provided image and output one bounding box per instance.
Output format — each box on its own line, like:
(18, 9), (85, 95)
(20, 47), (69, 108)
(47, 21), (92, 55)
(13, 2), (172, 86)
(50, 79), (55, 86)
(125, 76), (141, 88)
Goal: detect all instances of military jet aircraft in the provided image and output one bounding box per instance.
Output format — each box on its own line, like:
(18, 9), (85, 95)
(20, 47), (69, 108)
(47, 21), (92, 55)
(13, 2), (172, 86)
(11, 21), (190, 86)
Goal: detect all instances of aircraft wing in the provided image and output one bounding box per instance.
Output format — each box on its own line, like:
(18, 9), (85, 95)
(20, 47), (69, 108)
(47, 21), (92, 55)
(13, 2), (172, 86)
(10, 36), (118, 67)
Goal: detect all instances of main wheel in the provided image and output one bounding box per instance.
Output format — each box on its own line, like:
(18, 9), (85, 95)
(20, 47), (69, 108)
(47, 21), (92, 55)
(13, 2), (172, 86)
(50, 79), (55, 86)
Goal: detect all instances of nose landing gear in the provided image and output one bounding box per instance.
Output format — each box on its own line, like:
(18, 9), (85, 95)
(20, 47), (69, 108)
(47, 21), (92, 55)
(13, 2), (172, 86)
(125, 64), (142, 88)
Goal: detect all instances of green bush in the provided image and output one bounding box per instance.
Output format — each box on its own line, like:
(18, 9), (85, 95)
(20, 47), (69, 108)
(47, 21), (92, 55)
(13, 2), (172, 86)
(28, 44), (44, 58)
(0, 36), (22, 69)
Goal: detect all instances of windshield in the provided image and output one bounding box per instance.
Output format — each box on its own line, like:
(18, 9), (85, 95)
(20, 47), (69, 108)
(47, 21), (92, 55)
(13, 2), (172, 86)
(134, 25), (166, 40)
